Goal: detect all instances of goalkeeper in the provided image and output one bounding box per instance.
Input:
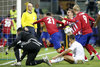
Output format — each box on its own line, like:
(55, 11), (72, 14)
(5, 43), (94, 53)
(8, 27), (51, 66)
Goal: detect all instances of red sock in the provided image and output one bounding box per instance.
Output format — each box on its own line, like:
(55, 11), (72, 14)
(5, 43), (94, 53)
(59, 49), (65, 53)
(43, 41), (47, 48)
(59, 49), (72, 56)
(88, 44), (97, 54)
(85, 44), (92, 55)
(0, 38), (3, 46)
(85, 56), (88, 60)
(3, 41), (7, 47)
(66, 53), (72, 56)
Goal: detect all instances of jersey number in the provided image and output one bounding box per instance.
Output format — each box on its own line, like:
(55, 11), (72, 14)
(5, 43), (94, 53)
(5, 20), (11, 27)
(83, 15), (87, 23)
(47, 18), (55, 24)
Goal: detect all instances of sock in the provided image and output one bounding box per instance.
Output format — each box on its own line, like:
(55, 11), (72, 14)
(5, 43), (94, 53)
(66, 53), (72, 56)
(90, 54), (94, 56)
(43, 41), (47, 48)
(59, 49), (72, 56)
(85, 56), (88, 60)
(96, 55), (100, 60)
(96, 53), (98, 55)
(95, 53), (100, 60)
(59, 49), (65, 53)
(85, 44), (92, 55)
(88, 44), (97, 54)
(0, 38), (3, 46)
(3, 40), (7, 47)
(50, 57), (64, 63)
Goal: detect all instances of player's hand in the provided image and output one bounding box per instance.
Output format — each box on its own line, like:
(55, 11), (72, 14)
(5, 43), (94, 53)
(93, 23), (97, 28)
(24, 27), (29, 31)
(35, 29), (37, 33)
(8, 46), (11, 50)
(5, 48), (9, 55)
(31, 23), (34, 25)
(59, 16), (64, 20)
(67, 31), (73, 36)
(52, 56), (57, 59)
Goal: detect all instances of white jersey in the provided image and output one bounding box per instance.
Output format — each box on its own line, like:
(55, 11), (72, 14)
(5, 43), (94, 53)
(69, 41), (85, 60)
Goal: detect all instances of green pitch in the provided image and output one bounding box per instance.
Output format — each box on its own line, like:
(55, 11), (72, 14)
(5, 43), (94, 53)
(0, 47), (100, 67)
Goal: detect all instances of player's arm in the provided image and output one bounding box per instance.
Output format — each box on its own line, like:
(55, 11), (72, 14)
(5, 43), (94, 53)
(11, 21), (15, 30)
(33, 18), (44, 25)
(21, 13), (26, 27)
(20, 51), (27, 61)
(88, 15), (95, 22)
(56, 19), (64, 24)
(60, 16), (76, 22)
(73, 21), (81, 35)
(52, 49), (72, 59)
(8, 32), (22, 50)
(58, 21), (69, 29)
(87, 14), (95, 27)
(94, 14), (100, 27)
(63, 18), (76, 22)
(0, 19), (4, 26)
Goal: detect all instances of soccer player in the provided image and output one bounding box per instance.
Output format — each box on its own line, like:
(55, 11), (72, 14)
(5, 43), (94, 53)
(32, 12), (65, 53)
(51, 35), (85, 64)
(0, 15), (14, 47)
(60, 5), (100, 60)
(8, 27), (52, 66)
(41, 22), (50, 50)
(59, 9), (90, 61)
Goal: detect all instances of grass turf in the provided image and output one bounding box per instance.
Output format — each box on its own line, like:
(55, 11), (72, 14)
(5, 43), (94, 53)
(0, 47), (100, 67)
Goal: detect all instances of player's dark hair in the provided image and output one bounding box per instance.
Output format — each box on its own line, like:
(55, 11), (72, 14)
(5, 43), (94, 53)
(17, 27), (24, 32)
(13, 5), (16, 9)
(67, 8), (74, 15)
(69, 35), (75, 40)
(46, 12), (51, 16)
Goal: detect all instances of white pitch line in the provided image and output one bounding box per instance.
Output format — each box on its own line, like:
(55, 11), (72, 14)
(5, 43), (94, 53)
(0, 51), (57, 66)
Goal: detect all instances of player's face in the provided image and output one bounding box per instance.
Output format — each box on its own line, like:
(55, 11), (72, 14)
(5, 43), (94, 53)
(28, 4), (33, 11)
(43, 14), (46, 17)
(67, 10), (73, 18)
(73, 9), (77, 14)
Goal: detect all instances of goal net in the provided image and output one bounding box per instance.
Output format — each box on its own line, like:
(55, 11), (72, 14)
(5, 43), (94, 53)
(0, 0), (21, 61)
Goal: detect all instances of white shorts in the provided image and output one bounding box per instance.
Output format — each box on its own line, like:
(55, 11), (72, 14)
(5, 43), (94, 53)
(73, 57), (85, 64)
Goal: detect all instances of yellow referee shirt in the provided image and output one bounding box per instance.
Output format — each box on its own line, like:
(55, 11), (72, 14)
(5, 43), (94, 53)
(21, 11), (37, 29)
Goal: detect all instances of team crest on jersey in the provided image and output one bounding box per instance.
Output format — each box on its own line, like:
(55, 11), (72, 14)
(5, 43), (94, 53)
(33, 17), (35, 20)
(76, 20), (79, 23)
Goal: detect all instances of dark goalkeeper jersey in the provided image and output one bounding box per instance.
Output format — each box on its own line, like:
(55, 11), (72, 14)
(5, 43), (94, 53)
(9, 31), (41, 48)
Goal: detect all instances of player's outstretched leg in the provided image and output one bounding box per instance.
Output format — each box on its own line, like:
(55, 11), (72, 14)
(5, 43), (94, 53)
(85, 44), (94, 60)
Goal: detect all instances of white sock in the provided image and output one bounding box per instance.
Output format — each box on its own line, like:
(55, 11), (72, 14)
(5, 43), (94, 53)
(96, 53), (98, 55)
(50, 57), (64, 63)
(90, 54), (94, 56)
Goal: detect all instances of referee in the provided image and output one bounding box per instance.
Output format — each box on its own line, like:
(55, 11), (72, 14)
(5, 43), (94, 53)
(8, 27), (51, 66)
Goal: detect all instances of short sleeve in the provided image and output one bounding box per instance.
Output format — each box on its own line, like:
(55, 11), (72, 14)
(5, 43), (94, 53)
(98, 11), (100, 15)
(68, 43), (76, 51)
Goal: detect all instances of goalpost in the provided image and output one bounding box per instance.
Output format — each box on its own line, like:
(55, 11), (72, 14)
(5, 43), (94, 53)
(0, 0), (21, 60)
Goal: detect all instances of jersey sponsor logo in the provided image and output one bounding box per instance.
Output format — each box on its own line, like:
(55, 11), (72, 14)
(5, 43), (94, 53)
(33, 17), (35, 20)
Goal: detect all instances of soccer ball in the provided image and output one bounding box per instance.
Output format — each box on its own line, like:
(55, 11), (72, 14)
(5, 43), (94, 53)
(64, 26), (72, 34)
